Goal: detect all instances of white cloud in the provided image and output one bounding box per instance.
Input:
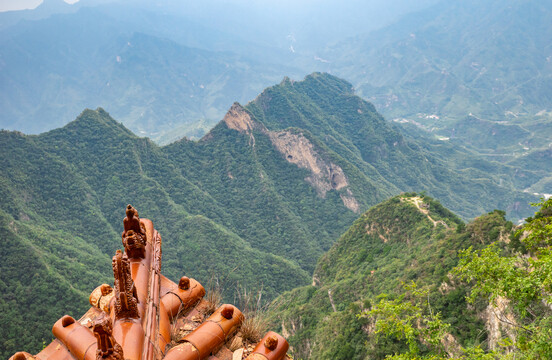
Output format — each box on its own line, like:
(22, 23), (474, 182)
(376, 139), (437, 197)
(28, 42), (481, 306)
(0, 0), (80, 12)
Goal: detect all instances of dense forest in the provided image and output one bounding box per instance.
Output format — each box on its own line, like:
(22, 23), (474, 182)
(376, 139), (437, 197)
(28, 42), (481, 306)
(1, 1), (552, 359)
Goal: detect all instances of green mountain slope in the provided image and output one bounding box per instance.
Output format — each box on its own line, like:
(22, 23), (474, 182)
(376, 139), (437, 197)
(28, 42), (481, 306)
(312, 0), (552, 167)
(508, 147), (552, 195)
(268, 194), (513, 359)
(0, 109), (309, 358)
(0, 73), (540, 357)
(0, 208), (112, 358)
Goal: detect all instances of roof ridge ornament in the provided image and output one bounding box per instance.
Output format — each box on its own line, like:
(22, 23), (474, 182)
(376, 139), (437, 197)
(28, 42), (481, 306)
(112, 250), (139, 319)
(93, 316), (124, 360)
(123, 204), (146, 238)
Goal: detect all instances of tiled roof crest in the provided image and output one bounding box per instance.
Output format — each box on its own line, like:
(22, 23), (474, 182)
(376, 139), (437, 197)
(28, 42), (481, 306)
(10, 205), (290, 360)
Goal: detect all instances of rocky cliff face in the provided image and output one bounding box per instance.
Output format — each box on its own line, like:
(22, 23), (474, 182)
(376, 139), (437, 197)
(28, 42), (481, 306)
(268, 130), (359, 212)
(223, 104), (360, 212)
(484, 296), (517, 351)
(223, 103), (258, 134)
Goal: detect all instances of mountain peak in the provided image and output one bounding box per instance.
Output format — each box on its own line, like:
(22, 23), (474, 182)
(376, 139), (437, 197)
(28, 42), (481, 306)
(314, 193), (464, 285)
(277, 72), (354, 94)
(54, 107), (136, 139)
(303, 72), (355, 94)
(222, 102), (259, 134)
(32, 0), (75, 16)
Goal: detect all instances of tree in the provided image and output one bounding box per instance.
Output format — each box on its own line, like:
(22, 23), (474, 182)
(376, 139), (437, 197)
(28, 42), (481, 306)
(454, 198), (552, 359)
(360, 282), (452, 360)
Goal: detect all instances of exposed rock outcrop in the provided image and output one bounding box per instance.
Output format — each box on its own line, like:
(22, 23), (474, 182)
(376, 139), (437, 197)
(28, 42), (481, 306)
(268, 130), (359, 212)
(222, 104), (360, 213)
(340, 189), (360, 213)
(223, 103), (257, 134)
(484, 296), (516, 351)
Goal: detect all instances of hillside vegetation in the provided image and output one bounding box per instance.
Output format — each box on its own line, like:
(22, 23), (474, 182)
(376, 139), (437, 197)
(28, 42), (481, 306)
(267, 194), (517, 359)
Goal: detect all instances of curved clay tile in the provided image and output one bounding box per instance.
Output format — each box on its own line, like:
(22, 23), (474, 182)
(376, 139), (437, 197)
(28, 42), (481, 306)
(245, 332), (289, 360)
(164, 304), (243, 360)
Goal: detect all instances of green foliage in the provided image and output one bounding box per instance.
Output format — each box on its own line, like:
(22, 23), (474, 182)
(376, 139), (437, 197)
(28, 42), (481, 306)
(1, 108), (333, 357)
(453, 198), (552, 359)
(0, 209), (111, 359)
(518, 199), (552, 251)
(0, 73), (541, 357)
(362, 283), (452, 358)
(360, 280), (529, 360)
(317, 200), (552, 360)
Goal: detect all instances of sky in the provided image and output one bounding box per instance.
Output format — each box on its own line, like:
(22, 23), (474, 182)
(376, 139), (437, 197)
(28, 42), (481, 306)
(0, 0), (80, 12)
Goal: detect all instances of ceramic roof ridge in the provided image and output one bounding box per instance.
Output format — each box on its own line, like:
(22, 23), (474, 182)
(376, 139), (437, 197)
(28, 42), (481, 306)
(10, 204), (290, 360)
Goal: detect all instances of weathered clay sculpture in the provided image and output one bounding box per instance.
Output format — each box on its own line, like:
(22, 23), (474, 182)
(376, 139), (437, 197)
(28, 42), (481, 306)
(123, 229), (146, 259)
(112, 249), (139, 319)
(93, 316), (124, 360)
(89, 284), (114, 313)
(122, 204), (146, 238)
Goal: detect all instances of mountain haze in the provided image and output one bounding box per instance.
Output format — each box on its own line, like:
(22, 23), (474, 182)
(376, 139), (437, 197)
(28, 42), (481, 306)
(0, 5), (302, 143)
(323, 0), (552, 123)
(3, 0), (551, 160)
(306, 0), (552, 171)
(1, 1), (551, 359)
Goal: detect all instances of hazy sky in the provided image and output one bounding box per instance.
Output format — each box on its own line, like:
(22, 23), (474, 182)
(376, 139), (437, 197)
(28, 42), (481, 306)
(0, 0), (80, 12)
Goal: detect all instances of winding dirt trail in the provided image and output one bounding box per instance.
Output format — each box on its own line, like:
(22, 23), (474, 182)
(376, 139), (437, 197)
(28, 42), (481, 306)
(404, 196), (449, 229)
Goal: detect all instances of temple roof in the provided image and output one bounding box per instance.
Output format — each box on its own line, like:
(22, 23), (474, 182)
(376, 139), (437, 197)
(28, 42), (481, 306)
(10, 205), (290, 360)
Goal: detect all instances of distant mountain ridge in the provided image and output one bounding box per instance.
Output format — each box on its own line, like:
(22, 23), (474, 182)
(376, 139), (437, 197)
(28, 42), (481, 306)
(305, 0), (552, 170)
(0, 6), (302, 143)
(323, 0), (552, 122)
(1, 1), (550, 357)
(3, 0), (551, 161)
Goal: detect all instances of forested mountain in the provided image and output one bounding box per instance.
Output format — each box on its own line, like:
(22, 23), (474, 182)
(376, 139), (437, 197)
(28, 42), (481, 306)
(267, 194), (515, 359)
(0, 107), (311, 358)
(0, 73), (540, 357)
(318, 0), (552, 163)
(1, 1), (550, 359)
(0, 0), (436, 143)
(245, 73), (540, 220)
